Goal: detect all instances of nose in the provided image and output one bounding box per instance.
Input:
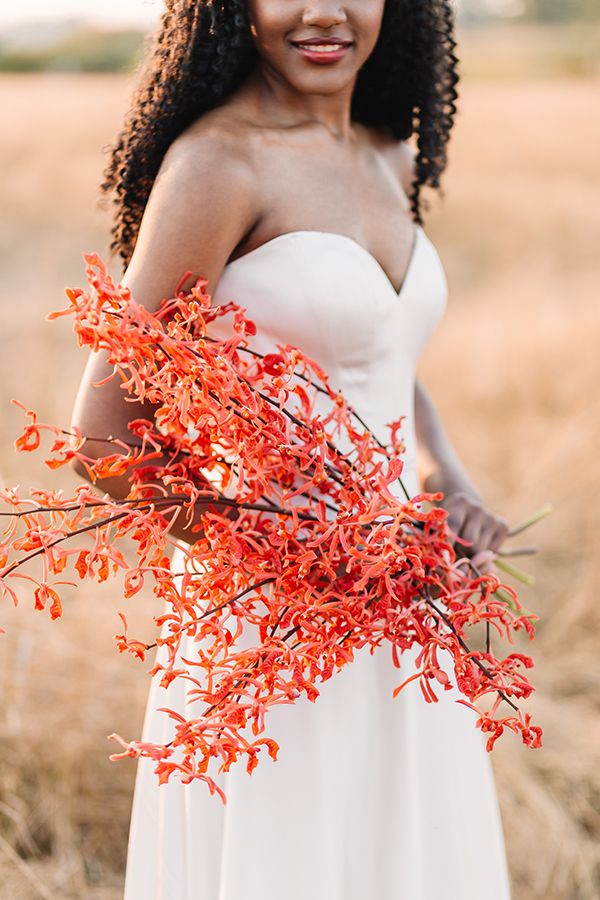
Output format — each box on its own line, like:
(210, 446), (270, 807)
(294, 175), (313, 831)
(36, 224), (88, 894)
(302, 1), (348, 26)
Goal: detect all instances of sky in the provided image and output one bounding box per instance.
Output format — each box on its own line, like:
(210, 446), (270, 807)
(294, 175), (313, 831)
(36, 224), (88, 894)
(0, 1), (162, 29)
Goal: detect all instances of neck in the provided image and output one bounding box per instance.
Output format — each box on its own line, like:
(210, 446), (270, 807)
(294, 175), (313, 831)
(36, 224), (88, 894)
(244, 63), (357, 142)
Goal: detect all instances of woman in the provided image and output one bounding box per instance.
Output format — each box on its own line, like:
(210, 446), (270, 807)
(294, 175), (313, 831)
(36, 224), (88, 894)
(72, 1), (513, 897)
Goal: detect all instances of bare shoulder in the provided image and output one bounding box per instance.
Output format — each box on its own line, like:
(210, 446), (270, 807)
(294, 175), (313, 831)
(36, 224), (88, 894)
(363, 124), (417, 198)
(383, 138), (418, 198)
(123, 112), (261, 305)
(395, 140), (418, 195)
(164, 108), (259, 192)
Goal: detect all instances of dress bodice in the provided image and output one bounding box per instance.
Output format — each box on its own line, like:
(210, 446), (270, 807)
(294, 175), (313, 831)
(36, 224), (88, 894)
(209, 224), (448, 499)
(125, 224), (513, 900)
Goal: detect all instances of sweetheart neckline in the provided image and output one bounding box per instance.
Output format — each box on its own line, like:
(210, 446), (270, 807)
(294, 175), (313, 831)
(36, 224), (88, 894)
(224, 224), (423, 299)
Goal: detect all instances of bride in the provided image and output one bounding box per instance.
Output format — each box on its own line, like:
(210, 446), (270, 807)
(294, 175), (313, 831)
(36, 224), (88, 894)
(71, 1), (513, 897)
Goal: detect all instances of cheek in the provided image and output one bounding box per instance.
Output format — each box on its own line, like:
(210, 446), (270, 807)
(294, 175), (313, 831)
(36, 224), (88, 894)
(248, 1), (293, 50)
(357, 3), (386, 55)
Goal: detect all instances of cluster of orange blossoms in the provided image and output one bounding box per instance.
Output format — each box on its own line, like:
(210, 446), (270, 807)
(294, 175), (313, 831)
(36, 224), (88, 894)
(0, 254), (542, 804)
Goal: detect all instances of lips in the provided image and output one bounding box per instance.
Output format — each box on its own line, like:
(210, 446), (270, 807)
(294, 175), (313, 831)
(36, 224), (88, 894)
(290, 37), (354, 64)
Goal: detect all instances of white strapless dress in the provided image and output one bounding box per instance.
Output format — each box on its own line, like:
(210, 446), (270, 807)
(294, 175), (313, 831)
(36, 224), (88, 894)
(123, 226), (512, 899)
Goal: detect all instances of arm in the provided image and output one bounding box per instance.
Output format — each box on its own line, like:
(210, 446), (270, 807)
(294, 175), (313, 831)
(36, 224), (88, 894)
(414, 379), (509, 567)
(387, 144), (508, 564)
(70, 128), (261, 543)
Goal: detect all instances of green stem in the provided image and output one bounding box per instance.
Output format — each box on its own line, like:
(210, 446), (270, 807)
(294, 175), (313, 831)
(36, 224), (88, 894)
(494, 557), (536, 586)
(508, 504), (553, 538)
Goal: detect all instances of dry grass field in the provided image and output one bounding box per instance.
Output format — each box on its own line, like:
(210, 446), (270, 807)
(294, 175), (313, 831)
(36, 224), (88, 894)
(1, 24), (599, 899)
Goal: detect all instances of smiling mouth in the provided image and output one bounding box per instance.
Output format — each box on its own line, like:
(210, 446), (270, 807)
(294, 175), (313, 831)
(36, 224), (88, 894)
(292, 42), (352, 52)
(289, 40), (354, 63)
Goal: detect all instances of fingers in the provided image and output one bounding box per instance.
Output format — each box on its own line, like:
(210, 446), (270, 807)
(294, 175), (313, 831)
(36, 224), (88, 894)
(461, 511), (486, 554)
(470, 549), (496, 574)
(444, 493), (470, 537)
(443, 492), (509, 563)
(488, 518), (510, 552)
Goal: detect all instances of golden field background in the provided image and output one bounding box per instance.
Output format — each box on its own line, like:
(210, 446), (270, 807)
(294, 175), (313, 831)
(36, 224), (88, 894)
(1, 23), (599, 899)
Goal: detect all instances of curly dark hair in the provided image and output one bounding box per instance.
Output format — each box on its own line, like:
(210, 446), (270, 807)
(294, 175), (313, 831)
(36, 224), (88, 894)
(101, 0), (460, 270)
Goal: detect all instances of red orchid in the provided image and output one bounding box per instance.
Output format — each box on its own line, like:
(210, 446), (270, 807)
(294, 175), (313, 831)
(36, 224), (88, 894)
(0, 253), (542, 803)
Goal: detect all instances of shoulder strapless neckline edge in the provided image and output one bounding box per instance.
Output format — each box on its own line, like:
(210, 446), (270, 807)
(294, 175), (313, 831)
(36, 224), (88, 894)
(224, 224), (424, 299)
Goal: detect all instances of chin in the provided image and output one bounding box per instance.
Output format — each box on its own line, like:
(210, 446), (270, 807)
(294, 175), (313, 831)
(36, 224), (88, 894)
(278, 63), (357, 96)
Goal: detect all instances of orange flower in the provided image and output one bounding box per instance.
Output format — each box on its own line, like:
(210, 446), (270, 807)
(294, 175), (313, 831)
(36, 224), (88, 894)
(12, 401), (41, 452)
(0, 253), (542, 802)
(33, 584), (62, 619)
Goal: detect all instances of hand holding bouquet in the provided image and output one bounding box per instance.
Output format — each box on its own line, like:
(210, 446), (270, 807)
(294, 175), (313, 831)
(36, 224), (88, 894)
(0, 254), (542, 803)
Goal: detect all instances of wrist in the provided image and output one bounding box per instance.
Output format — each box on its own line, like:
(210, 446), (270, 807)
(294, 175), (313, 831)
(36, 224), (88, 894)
(422, 461), (482, 504)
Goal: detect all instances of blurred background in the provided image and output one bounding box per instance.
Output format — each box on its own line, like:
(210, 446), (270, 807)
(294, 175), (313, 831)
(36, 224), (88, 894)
(1, 0), (599, 897)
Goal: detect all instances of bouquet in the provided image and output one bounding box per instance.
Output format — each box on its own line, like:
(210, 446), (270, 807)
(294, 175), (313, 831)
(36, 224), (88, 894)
(0, 254), (543, 804)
